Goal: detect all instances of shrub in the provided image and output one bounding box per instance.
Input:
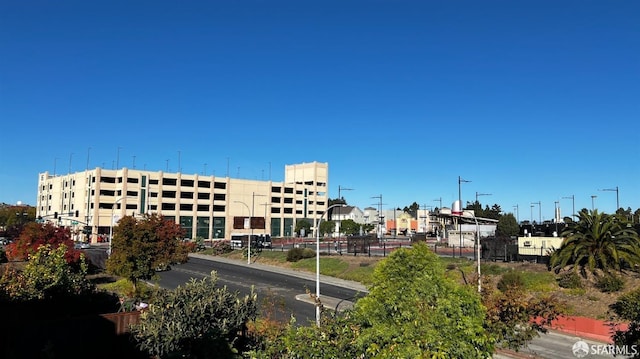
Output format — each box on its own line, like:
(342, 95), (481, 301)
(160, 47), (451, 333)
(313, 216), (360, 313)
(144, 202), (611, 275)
(497, 270), (526, 292)
(286, 248), (315, 262)
(557, 271), (584, 289)
(210, 240), (232, 255)
(595, 274), (625, 293)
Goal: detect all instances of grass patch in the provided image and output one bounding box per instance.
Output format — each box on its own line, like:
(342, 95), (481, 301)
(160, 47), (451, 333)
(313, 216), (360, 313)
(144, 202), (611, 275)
(521, 271), (556, 292)
(481, 263), (509, 275)
(343, 265), (376, 285)
(98, 278), (155, 299)
(291, 257), (349, 277)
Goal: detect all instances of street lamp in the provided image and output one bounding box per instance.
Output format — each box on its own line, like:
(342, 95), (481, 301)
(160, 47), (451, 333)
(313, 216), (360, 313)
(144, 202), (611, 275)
(337, 186), (354, 236)
(562, 195), (575, 219)
(599, 186), (620, 212)
(109, 196), (135, 257)
(513, 205), (519, 223)
(475, 192), (491, 204)
(316, 203), (346, 327)
(531, 201), (541, 224)
(458, 176), (470, 248)
(591, 195), (597, 210)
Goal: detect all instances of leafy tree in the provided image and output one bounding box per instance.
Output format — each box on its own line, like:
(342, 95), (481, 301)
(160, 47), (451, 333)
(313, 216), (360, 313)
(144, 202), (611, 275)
(4, 222), (81, 263)
(131, 272), (257, 359)
(611, 288), (640, 357)
(0, 244), (92, 301)
(350, 243), (493, 358)
(319, 220), (335, 236)
(496, 213), (519, 238)
(402, 202), (419, 218)
(550, 209), (640, 276)
(106, 214), (186, 292)
(483, 273), (564, 351)
(254, 243), (493, 358)
(294, 219), (311, 236)
(0, 205), (36, 240)
(339, 219), (361, 235)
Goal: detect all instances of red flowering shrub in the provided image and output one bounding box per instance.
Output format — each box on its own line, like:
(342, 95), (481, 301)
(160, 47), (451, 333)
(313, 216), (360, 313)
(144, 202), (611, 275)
(4, 222), (81, 263)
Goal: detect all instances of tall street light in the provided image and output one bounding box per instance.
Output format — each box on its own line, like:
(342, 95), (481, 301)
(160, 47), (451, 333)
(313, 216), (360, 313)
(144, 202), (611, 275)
(475, 192), (492, 204)
(458, 176), (471, 248)
(531, 201), (541, 224)
(337, 185), (354, 235)
(562, 195), (575, 219)
(513, 204), (519, 223)
(599, 186), (619, 212)
(591, 195), (597, 210)
(316, 203), (346, 327)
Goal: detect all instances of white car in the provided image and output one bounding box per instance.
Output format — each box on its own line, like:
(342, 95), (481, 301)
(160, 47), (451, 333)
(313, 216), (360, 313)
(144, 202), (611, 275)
(74, 242), (91, 249)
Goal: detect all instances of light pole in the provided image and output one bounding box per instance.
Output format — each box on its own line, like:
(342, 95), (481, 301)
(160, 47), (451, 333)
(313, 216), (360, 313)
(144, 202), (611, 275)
(591, 195), (597, 210)
(599, 186), (619, 212)
(475, 192), (492, 204)
(513, 205), (519, 223)
(562, 195), (575, 219)
(530, 201), (541, 224)
(316, 203), (346, 327)
(433, 197), (442, 210)
(554, 201), (559, 233)
(337, 186), (354, 236)
(458, 176), (470, 248)
(109, 196), (135, 257)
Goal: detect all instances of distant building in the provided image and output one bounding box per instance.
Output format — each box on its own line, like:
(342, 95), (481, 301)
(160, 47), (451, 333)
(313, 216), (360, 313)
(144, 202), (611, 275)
(36, 162), (329, 242)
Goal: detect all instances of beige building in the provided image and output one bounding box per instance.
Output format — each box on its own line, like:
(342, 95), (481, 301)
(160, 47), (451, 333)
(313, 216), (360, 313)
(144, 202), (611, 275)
(36, 162), (328, 243)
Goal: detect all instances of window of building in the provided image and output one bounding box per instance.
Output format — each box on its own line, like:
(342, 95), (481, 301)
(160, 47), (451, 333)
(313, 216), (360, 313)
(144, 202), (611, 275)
(213, 205), (225, 212)
(150, 192), (158, 198)
(163, 178), (177, 186)
(271, 207), (281, 213)
(180, 192), (194, 199)
(181, 179), (194, 187)
(271, 197), (281, 203)
(296, 190), (303, 195)
(284, 187), (293, 194)
(284, 198), (293, 204)
(198, 180), (210, 188)
(284, 208), (293, 214)
(272, 186), (281, 193)
(162, 203), (176, 210)
(100, 190), (116, 196)
(214, 182), (226, 189)
(296, 200), (302, 204)
(198, 193), (210, 200)
(126, 191), (137, 197)
(180, 204), (193, 211)
(162, 191), (176, 198)
(197, 204), (209, 212)
(127, 178), (139, 183)
(213, 193), (225, 201)
(150, 179), (159, 185)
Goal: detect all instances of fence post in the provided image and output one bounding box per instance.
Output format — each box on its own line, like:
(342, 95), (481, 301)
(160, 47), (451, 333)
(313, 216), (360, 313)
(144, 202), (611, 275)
(383, 242), (386, 257)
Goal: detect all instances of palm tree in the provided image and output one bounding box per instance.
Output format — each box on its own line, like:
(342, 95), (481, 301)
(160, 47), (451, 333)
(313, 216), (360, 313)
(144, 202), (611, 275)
(550, 209), (640, 275)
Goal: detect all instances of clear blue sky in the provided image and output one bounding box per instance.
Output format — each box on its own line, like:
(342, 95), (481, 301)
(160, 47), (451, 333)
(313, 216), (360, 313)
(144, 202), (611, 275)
(1, 0), (638, 222)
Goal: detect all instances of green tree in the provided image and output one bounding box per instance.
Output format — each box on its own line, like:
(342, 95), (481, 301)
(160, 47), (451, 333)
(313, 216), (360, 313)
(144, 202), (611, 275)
(131, 272), (257, 358)
(256, 243), (493, 358)
(0, 244), (92, 301)
(350, 243), (493, 358)
(106, 214), (186, 292)
(339, 219), (361, 235)
(402, 202), (419, 218)
(295, 219), (311, 236)
(610, 288), (640, 358)
(496, 213), (519, 238)
(550, 209), (640, 276)
(319, 220), (335, 236)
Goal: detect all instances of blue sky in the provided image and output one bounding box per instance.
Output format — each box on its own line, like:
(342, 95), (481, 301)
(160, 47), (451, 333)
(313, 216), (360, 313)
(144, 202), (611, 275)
(1, 0), (638, 222)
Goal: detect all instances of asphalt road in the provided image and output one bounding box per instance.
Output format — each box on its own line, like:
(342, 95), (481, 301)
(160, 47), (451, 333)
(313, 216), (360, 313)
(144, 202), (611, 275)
(155, 255), (367, 325)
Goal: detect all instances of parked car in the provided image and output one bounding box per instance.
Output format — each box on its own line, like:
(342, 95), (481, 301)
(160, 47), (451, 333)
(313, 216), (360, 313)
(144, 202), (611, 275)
(74, 242), (91, 249)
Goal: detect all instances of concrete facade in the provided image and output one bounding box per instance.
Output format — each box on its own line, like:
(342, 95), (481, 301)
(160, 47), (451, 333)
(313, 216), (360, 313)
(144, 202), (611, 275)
(36, 162), (328, 243)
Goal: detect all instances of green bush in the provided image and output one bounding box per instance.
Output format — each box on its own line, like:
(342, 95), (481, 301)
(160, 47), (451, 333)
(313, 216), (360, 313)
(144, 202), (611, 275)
(497, 270), (526, 292)
(557, 271), (584, 289)
(595, 274), (625, 293)
(286, 247), (315, 262)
